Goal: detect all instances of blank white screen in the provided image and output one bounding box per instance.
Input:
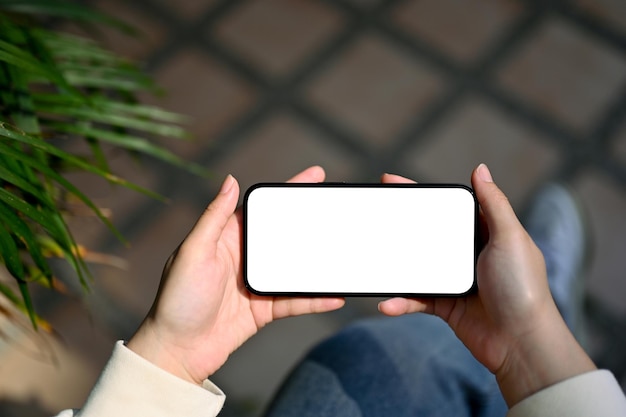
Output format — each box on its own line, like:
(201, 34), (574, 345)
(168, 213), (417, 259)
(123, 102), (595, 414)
(244, 185), (476, 295)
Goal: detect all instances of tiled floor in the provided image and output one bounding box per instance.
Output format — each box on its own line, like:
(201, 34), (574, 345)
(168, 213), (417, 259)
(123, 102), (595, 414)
(1, 0), (626, 416)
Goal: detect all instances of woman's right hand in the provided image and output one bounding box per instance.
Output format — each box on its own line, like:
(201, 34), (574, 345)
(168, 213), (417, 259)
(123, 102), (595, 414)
(378, 163), (596, 407)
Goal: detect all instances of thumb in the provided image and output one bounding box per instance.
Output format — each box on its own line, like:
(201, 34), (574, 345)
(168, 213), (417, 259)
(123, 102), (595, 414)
(187, 174), (240, 247)
(471, 164), (522, 239)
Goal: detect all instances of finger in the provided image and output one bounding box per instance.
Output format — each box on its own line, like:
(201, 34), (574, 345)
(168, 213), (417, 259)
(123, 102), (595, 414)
(272, 297), (345, 320)
(381, 173), (417, 184)
(471, 164), (522, 239)
(378, 297), (431, 316)
(287, 166), (326, 183)
(187, 174), (240, 247)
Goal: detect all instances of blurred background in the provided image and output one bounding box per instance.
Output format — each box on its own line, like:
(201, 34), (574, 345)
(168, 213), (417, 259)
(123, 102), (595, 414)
(0, 0), (625, 415)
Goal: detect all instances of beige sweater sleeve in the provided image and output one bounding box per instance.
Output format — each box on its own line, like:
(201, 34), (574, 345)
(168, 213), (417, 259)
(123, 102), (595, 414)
(66, 341), (225, 417)
(57, 342), (625, 417)
(507, 369), (626, 417)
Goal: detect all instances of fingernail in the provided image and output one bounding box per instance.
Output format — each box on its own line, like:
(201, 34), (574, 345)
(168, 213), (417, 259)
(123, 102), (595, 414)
(477, 163), (493, 183)
(220, 174), (235, 194)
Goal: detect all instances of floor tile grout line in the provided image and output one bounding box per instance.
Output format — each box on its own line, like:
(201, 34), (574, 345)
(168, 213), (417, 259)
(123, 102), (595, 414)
(130, 0), (572, 188)
(128, 0), (370, 173)
(92, 0), (623, 248)
(550, 0), (626, 53)
(344, 0), (625, 181)
(288, 101), (370, 158)
(87, 0), (626, 191)
(185, 0), (456, 182)
(587, 87), (626, 186)
(76, 0), (625, 246)
(589, 86), (626, 147)
(376, 5), (549, 171)
(125, 2), (600, 188)
(132, 0), (257, 76)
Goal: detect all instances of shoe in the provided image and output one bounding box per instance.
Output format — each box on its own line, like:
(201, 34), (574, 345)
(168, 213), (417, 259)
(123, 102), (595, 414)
(522, 183), (590, 344)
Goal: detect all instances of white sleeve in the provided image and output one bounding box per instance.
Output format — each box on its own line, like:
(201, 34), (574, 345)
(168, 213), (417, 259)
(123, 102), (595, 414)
(53, 410), (77, 417)
(54, 341), (225, 417)
(507, 369), (626, 417)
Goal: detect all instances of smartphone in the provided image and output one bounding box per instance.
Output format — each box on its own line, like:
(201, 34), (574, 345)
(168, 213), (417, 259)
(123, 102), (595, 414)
(243, 183), (478, 296)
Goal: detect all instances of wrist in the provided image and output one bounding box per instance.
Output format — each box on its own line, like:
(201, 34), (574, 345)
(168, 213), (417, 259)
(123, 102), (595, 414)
(127, 322), (204, 387)
(495, 313), (596, 407)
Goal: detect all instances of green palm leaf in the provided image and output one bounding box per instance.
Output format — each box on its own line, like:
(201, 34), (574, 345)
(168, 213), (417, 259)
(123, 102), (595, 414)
(0, 139), (126, 241)
(0, 164), (55, 210)
(0, 125), (166, 200)
(54, 125), (208, 177)
(0, 218), (38, 328)
(0, 1), (204, 328)
(0, 201), (53, 283)
(0, 0), (134, 33)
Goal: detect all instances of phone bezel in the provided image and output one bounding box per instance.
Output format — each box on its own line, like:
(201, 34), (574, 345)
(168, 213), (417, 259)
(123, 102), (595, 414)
(243, 182), (479, 297)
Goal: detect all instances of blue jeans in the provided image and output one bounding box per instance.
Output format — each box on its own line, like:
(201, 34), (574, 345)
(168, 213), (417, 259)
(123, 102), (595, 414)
(264, 314), (507, 417)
